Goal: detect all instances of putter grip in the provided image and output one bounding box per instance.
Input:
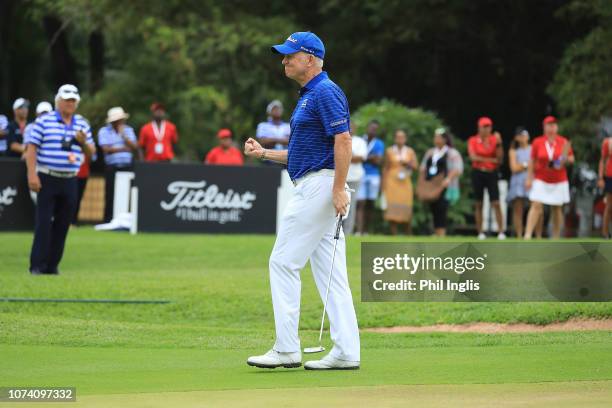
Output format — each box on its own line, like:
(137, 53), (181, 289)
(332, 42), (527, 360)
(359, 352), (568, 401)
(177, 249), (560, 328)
(334, 215), (343, 240)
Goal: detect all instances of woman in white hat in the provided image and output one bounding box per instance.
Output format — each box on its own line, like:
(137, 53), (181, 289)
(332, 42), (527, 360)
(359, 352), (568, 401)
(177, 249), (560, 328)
(97, 106), (139, 222)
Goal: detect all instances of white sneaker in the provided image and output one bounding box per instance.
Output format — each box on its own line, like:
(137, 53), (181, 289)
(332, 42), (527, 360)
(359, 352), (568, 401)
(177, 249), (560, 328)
(247, 349), (301, 369)
(477, 232), (487, 240)
(497, 232), (507, 240)
(304, 353), (360, 370)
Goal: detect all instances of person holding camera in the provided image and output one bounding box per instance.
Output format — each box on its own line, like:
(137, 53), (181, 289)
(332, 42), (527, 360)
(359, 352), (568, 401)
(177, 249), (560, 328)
(524, 116), (574, 239)
(25, 84), (95, 275)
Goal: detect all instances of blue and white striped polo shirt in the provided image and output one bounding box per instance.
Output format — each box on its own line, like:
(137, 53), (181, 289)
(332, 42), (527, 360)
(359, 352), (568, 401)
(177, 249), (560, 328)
(98, 124), (136, 167)
(288, 71), (350, 180)
(28, 111), (94, 173)
(0, 115), (8, 153)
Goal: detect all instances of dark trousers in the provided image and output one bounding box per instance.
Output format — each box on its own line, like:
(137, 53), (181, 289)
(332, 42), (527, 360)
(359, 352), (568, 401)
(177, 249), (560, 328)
(30, 173), (77, 272)
(71, 177), (88, 225)
(430, 193), (449, 229)
(104, 165), (132, 222)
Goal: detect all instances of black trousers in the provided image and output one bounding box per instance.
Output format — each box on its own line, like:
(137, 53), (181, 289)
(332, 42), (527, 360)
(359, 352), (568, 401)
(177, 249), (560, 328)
(71, 177), (88, 225)
(104, 165), (132, 222)
(430, 193), (449, 229)
(30, 173), (77, 272)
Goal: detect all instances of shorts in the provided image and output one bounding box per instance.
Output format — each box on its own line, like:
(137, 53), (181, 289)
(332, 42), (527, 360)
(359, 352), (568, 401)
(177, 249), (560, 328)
(528, 179), (570, 206)
(357, 174), (380, 201)
(605, 177), (612, 194)
(471, 169), (499, 202)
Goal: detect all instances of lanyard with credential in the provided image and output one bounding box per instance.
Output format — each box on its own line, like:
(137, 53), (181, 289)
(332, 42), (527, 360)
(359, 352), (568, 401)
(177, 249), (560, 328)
(152, 120), (166, 142)
(545, 139), (556, 162)
(152, 120), (166, 155)
(367, 137), (377, 156)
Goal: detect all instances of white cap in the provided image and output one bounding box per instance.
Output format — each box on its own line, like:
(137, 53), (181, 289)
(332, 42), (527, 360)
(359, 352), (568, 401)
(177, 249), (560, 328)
(36, 101), (53, 115)
(106, 106), (130, 123)
(56, 84), (80, 102)
(13, 97), (29, 110)
(266, 100), (283, 115)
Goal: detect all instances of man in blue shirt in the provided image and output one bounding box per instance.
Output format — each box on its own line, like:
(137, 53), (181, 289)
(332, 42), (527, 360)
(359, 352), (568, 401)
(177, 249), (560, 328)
(356, 120), (384, 234)
(98, 106), (139, 222)
(0, 114), (8, 156)
(25, 84), (96, 275)
(6, 98), (30, 159)
(244, 32), (360, 370)
(255, 100), (291, 167)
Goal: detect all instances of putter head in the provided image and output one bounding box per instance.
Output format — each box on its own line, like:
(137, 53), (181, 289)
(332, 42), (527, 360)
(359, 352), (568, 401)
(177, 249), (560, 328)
(303, 346), (325, 354)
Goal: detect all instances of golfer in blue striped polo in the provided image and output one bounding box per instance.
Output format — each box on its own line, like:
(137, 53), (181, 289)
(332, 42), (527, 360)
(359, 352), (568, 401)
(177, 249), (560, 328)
(98, 107), (139, 222)
(25, 84), (96, 275)
(244, 32), (360, 370)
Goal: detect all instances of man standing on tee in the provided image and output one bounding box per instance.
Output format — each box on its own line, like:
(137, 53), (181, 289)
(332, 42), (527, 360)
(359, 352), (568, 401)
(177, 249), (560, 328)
(138, 103), (178, 162)
(244, 31), (360, 370)
(467, 117), (506, 240)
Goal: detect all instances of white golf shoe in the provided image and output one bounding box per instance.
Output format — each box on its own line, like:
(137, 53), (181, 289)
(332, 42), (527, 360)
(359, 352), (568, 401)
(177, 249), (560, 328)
(247, 349), (302, 369)
(304, 354), (360, 370)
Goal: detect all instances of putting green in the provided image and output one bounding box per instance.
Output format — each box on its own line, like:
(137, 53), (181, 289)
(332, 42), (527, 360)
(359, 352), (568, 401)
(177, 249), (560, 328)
(2, 340), (611, 394)
(12, 382), (612, 408)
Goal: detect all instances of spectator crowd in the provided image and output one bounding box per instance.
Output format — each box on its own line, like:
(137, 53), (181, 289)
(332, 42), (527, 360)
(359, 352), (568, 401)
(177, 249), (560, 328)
(1, 84), (611, 275)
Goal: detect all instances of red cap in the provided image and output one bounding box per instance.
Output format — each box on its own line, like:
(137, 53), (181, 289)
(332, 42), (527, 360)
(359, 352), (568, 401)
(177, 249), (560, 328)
(150, 102), (165, 112)
(542, 115), (557, 125)
(478, 117), (493, 127)
(217, 128), (232, 139)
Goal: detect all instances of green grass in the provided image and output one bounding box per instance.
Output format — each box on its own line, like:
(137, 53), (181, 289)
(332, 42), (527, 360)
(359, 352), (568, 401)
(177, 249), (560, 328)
(1, 229), (611, 406)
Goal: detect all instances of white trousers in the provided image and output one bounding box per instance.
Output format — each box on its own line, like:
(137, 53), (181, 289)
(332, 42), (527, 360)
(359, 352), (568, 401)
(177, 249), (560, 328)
(270, 170), (360, 361)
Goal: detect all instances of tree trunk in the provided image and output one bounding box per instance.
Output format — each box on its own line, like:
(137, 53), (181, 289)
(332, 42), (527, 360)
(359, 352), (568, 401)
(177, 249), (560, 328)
(89, 30), (104, 94)
(43, 15), (77, 87)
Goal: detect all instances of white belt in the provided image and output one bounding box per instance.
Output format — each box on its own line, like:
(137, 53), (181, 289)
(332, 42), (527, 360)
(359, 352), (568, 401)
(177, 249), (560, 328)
(37, 167), (77, 178)
(292, 169), (335, 187)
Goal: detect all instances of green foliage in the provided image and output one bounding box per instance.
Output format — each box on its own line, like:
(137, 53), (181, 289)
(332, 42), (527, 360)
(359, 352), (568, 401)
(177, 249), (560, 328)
(549, 0), (612, 160)
(352, 100), (472, 233)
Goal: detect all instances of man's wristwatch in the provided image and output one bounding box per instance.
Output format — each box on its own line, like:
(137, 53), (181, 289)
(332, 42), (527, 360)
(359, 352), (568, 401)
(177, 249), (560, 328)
(260, 149), (266, 160)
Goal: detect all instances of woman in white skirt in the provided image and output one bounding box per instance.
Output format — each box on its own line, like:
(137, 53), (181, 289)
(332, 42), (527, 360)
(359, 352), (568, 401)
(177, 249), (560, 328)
(524, 116), (574, 239)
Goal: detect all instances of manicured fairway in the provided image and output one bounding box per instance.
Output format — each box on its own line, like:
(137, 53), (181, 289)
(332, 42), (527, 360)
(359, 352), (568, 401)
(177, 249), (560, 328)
(1, 229), (611, 406)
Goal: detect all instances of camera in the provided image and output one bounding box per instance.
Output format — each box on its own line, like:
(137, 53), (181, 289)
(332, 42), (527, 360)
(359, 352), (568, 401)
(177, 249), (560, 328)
(61, 137), (73, 151)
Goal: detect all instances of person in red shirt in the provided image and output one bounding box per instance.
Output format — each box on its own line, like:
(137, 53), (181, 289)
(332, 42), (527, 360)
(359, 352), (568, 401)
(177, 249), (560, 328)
(524, 116), (575, 239)
(138, 103), (178, 162)
(597, 133), (612, 238)
(72, 154), (92, 226)
(204, 128), (244, 166)
(467, 117), (505, 239)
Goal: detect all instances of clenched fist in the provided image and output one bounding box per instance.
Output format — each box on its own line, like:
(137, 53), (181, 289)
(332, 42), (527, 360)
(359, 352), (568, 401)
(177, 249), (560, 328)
(244, 138), (264, 158)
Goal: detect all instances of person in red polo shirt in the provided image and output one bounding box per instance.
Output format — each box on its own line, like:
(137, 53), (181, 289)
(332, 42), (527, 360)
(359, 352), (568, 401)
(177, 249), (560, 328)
(204, 128), (244, 166)
(524, 116), (574, 239)
(597, 132), (612, 238)
(138, 103), (178, 162)
(467, 117), (505, 239)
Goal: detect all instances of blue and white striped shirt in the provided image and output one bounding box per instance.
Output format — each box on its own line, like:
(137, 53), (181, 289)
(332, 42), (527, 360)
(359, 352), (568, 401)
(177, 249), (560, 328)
(28, 111), (94, 173)
(98, 124), (136, 167)
(288, 71), (350, 180)
(0, 115), (8, 153)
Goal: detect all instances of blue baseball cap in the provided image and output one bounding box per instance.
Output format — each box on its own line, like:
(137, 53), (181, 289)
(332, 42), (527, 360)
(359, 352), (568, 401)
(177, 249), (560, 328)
(271, 32), (325, 59)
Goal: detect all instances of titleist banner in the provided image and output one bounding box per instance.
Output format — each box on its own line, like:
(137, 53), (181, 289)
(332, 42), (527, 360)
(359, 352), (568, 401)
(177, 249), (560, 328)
(134, 162), (282, 233)
(0, 159), (35, 231)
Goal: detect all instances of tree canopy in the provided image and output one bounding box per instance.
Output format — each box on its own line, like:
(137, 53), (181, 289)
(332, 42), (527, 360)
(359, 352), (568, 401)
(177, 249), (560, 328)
(0, 0), (608, 164)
